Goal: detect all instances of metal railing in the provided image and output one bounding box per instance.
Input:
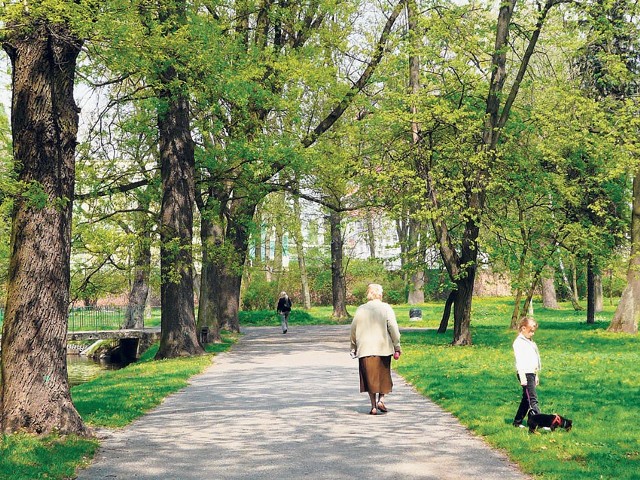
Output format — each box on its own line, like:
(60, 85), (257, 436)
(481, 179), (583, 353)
(67, 306), (128, 332)
(0, 306), (145, 333)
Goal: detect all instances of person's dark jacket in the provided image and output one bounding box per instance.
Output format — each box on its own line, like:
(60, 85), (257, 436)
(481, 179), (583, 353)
(277, 297), (292, 313)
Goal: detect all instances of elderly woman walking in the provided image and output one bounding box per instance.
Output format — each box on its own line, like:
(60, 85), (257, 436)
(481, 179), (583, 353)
(350, 283), (401, 415)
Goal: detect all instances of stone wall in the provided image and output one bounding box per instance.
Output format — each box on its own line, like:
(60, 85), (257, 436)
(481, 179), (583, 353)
(473, 269), (512, 297)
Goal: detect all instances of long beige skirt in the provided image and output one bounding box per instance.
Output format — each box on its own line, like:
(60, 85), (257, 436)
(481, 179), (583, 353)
(359, 355), (393, 394)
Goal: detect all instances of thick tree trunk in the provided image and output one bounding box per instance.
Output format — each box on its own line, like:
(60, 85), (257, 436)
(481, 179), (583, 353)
(293, 196), (312, 309)
(329, 210), (349, 320)
(123, 212), (152, 329)
(609, 170), (640, 334)
(452, 271), (475, 346)
(215, 268), (243, 332)
(197, 214), (222, 343)
(0, 23), (88, 435)
(156, 86), (203, 358)
(541, 267), (559, 309)
(214, 201), (255, 333)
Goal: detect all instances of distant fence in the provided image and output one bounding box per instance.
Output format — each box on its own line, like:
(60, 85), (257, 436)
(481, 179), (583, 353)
(0, 306), (136, 332)
(68, 306), (128, 332)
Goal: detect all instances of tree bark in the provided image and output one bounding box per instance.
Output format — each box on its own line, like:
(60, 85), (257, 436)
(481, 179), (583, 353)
(154, 0), (204, 359)
(197, 214), (222, 343)
(293, 195), (312, 309)
(609, 169), (640, 333)
(123, 210), (152, 329)
(212, 200), (255, 333)
(541, 267), (559, 309)
(1, 21), (88, 435)
(408, 270), (425, 304)
(438, 290), (456, 333)
(406, 0), (424, 306)
(594, 274), (603, 312)
(156, 90), (203, 358)
(329, 209), (349, 320)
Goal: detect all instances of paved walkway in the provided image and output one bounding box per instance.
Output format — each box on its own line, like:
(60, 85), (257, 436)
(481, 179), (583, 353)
(76, 325), (530, 480)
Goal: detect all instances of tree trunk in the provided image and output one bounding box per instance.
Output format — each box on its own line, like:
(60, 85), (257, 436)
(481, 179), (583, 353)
(254, 209), (263, 265)
(452, 271), (475, 346)
(123, 211), (152, 329)
(438, 290), (456, 334)
(197, 214), (222, 343)
(571, 258), (581, 308)
(510, 246), (528, 328)
(215, 201), (255, 333)
(215, 268), (243, 332)
(406, 0), (423, 306)
(156, 86), (203, 358)
(408, 270), (425, 304)
(559, 255), (583, 310)
(511, 287), (523, 329)
(586, 257), (595, 324)
(609, 169), (640, 334)
(1, 22), (88, 435)
(541, 267), (559, 309)
(330, 209), (349, 320)
(293, 195), (312, 309)
(522, 274), (540, 319)
(274, 220), (283, 276)
(365, 211), (376, 259)
(594, 274), (603, 313)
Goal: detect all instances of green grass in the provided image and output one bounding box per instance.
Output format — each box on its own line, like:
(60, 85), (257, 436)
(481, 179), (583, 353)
(0, 434), (98, 480)
(395, 297), (640, 480)
(0, 334), (236, 480)
(2, 298), (638, 479)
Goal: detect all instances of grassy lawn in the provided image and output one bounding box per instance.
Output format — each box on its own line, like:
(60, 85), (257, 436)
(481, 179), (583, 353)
(0, 334), (237, 480)
(1, 298), (638, 479)
(394, 297), (639, 480)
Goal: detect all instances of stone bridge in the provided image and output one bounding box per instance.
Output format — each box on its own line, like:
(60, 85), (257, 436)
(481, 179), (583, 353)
(0, 328), (161, 360)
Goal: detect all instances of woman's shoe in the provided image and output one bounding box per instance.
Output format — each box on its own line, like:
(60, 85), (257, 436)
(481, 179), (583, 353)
(377, 402), (388, 413)
(369, 408), (378, 415)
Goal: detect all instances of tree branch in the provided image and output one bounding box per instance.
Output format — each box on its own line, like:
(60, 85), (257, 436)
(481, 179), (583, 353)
(301, 0), (406, 148)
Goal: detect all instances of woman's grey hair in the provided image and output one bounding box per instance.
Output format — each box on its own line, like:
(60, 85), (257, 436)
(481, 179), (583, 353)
(366, 283), (383, 300)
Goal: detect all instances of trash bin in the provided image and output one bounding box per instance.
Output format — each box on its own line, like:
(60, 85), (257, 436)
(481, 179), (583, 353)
(200, 326), (210, 344)
(409, 308), (422, 320)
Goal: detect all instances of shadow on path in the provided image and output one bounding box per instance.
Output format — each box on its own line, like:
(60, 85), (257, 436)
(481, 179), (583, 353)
(76, 325), (530, 480)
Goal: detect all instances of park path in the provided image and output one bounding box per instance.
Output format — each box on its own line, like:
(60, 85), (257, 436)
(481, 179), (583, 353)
(75, 325), (530, 480)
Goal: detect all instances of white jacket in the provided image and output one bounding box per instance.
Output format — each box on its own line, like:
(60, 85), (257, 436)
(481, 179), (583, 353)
(513, 333), (541, 381)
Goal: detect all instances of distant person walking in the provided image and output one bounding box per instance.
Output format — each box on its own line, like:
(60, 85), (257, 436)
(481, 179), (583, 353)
(277, 291), (292, 334)
(350, 283), (401, 415)
(512, 316), (542, 428)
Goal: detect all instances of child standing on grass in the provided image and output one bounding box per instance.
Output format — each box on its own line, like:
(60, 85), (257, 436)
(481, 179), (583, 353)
(512, 316), (542, 428)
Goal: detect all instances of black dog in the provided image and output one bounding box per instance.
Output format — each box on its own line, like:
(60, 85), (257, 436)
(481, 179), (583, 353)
(528, 413), (572, 433)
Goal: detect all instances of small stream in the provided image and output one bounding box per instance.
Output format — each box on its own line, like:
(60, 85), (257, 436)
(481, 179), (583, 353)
(67, 355), (132, 387)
